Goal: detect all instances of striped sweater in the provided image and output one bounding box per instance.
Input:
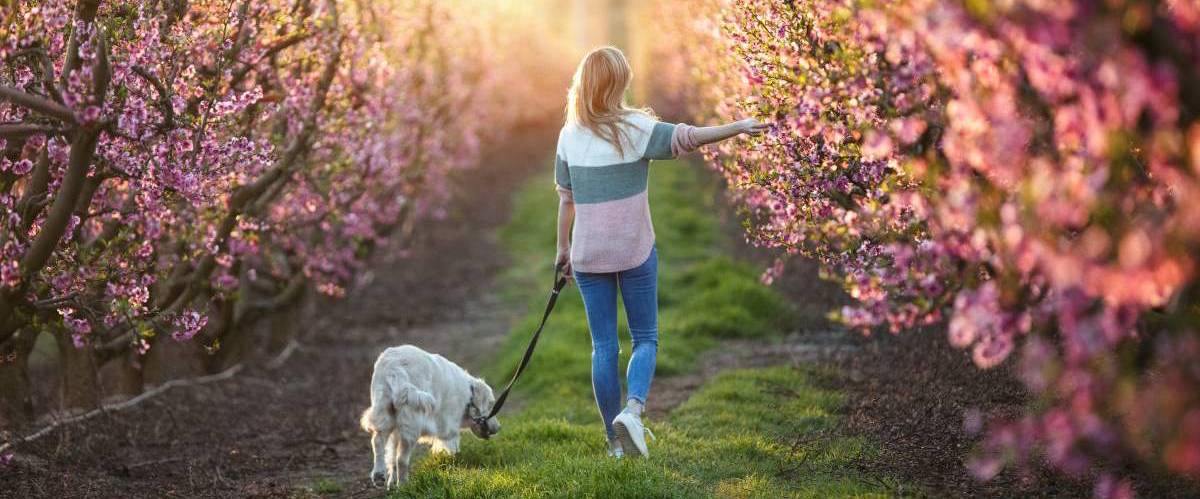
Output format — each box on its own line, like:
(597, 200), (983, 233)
(555, 113), (700, 273)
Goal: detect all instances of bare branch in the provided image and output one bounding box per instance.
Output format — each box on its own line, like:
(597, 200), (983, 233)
(91, 29), (111, 103)
(0, 86), (77, 125)
(31, 293), (79, 309)
(228, 32), (312, 88)
(17, 147), (52, 234)
(0, 123), (66, 139)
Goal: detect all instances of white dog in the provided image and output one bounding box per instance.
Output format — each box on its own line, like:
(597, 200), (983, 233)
(359, 345), (501, 487)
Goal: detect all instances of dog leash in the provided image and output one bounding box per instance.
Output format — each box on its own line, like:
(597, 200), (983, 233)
(476, 264), (569, 429)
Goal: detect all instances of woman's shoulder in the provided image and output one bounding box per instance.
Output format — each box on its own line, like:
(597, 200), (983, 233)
(557, 123), (585, 149)
(557, 123), (598, 161)
(621, 110), (659, 131)
(559, 122), (582, 137)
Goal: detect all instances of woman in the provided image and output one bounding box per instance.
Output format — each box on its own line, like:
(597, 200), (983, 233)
(554, 46), (767, 458)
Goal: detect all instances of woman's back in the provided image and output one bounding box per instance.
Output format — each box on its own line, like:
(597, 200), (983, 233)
(555, 113), (679, 274)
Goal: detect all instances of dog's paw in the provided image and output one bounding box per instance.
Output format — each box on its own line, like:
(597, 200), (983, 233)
(385, 469), (409, 489)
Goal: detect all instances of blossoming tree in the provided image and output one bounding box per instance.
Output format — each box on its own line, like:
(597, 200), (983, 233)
(652, 0), (1200, 495)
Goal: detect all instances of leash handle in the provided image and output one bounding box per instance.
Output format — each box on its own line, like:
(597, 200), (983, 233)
(482, 264), (569, 421)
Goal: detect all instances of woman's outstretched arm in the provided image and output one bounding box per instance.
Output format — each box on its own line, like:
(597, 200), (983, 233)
(672, 118), (768, 156)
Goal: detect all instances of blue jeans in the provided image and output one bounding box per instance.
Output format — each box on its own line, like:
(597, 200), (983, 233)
(573, 247), (658, 440)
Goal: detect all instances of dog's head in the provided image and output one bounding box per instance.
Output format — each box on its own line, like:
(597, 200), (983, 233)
(464, 377), (501, 439)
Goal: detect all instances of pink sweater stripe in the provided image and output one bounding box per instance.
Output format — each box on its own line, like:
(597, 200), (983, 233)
(671, 123), (700, 157)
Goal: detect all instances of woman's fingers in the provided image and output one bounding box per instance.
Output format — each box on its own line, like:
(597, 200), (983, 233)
(740, 118), (769, 136)
(555, 250), (573, 279)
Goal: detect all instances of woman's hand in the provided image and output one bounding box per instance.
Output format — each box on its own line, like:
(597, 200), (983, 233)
(683, 119), (770, 150)
(556, 246), (573, 280)
(736, 118), (769, 136)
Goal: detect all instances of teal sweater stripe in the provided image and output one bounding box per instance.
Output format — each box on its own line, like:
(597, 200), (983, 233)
(566, 160), (651, 204)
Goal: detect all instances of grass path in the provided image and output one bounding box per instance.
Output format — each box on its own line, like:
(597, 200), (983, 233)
(391, 162), (891, 498)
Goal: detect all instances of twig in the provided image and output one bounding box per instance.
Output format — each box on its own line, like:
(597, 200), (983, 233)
(0, 363), (245, 455)
(265, 339), (302, 370)
(30, 292), (79, 309)
(127, 456), (185, 469)
(0, 333), (305, 455)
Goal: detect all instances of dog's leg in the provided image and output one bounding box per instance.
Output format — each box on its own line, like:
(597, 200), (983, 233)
(427, 436), (453, 455)
(369, 430), (389, 485)
(396, 434), (416, 483)
(443, 433), (461, 455)
(386, 431), (401, 488)
(385, 431), (417, 487)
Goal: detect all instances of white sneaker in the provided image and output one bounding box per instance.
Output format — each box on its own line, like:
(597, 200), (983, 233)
(607, 439), (624, 459)
(612, 411), (655, 458)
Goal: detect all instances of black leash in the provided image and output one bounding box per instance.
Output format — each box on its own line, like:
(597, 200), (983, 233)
(475, 264), (569, 431)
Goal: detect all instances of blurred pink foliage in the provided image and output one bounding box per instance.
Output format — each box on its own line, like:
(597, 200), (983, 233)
(656, 0), (1200, 494)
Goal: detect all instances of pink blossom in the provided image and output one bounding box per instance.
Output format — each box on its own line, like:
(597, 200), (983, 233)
(10, 159), (33, 175)
(171, 311), (207, 342)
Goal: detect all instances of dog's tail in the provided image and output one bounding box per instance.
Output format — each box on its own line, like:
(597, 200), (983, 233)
(360, 370), (435, 433)
(388, 371), (436, 414)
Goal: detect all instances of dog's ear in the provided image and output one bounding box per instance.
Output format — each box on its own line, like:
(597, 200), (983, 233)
(470, 377), (494, 410)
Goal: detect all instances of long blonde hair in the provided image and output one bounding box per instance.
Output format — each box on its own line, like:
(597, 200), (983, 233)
(566, 46), (651, 155)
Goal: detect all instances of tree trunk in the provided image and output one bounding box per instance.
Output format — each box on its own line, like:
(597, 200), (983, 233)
(0, 329), (37, 427)
(54, 332), (100, 410)
(267, 287), (314, 354)
(112, 351), (145, 398)
(204, 297), (240, 374)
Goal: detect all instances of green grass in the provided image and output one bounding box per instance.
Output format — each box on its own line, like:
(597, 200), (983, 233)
(392, 162), (888, 498)
(311, 477), (344, 494)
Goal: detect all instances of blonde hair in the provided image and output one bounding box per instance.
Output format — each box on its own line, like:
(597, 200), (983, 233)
(566, 46), (651, 155)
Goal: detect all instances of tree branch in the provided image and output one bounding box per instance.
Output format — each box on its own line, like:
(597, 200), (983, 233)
(131, 65), (175, 131)
(0, 87), (77, 125)
(227, 32), (312, 89)
(17, 147), (52, 234)
(5, 47), (64, 104)
(18, 127), (101, 281)
(0, 123), (66, 139)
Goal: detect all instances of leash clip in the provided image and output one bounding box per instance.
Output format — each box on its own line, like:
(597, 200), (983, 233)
(473, 416), (493, 439)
